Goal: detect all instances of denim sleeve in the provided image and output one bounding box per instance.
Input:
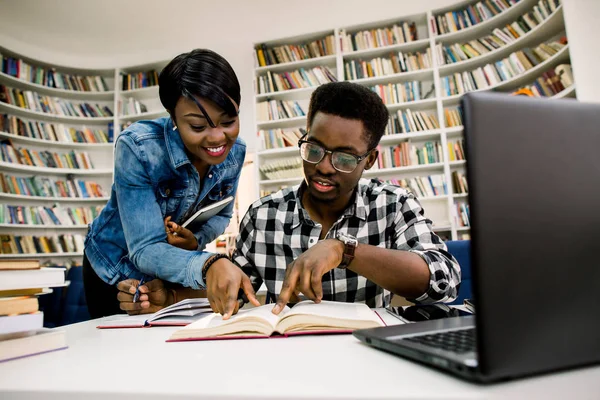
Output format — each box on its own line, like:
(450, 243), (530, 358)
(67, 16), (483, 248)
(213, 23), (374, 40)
(114, 137), (212, 289)
(194, 164), (242, 251)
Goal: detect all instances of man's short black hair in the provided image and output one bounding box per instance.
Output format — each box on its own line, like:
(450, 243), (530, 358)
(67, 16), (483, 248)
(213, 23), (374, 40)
(306, 82), (389, 150)
(159, 49), (241, 118)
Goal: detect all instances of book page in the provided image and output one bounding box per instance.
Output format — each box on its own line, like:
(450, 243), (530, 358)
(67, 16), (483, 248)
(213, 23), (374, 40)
(276, 300), (383, 333)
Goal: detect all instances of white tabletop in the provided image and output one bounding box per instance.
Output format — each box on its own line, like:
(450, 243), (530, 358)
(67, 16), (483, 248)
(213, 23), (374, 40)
(0, 311), (599, 400)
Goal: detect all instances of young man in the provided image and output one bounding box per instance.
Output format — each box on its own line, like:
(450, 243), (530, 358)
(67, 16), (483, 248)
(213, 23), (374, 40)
(118, 82), (460, 319)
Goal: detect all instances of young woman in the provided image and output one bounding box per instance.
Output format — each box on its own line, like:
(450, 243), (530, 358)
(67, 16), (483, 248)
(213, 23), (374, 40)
(83, 49), (246, 318)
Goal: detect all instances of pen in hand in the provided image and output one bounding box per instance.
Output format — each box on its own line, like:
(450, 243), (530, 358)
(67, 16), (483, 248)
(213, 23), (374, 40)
(133, 276), (147, 303)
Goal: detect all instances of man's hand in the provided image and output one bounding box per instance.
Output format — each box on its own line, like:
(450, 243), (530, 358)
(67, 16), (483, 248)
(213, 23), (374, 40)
(206, 258), (260, 320)
(272, 239), (344, 315)
(116, 278), (174, 315)
(165, 216), (198, 250)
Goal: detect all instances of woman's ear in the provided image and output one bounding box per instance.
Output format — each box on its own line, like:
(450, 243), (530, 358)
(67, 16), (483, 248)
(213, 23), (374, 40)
(364, 149), (379, 170)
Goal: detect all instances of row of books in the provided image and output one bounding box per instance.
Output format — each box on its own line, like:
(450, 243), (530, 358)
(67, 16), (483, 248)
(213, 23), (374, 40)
(435, 5), (562, 66)
(0, 233), (85, 255)
(0, 84), (113, 118)
(519, 64), (572, 97)
(386, 109), (440, 135)
(259, 185), (289, 197)
(370, 81), (434, 105)
(0, 204), (102, 227)
(1, 141), (95, 170)
(339, 22), (418, 53)
(256, 100), (306, 121)
(121, 70), (159, 91)
(259, 157), (303, 180)
(256, 66), (337, 94)
(0, 259), (67, 363)
(1, 53), (109, 92)
(0, 113), (111, 144)
(375, 141), (442, 169)
(454, 202), (471, 227)
(386, 174), (448, 198)
(445, 107), (464, 127)
(440, 44), (566, 97)
(118, 98), (149, 116)
(254, 35), (336, 67)
(0, 173), (107, 199)
(452, 171), (469, 194)
(431, 0), (521, 36)
(260, 128), (306, 150)
(344, 50), (432, 81)
(448, 139), (466, 161)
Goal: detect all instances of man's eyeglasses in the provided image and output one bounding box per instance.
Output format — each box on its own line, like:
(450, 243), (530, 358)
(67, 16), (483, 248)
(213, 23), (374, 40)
(298, 134), (372, 173)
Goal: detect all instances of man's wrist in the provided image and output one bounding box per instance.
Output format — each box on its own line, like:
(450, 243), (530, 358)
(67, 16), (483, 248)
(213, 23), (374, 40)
(202, 254), (230, 283)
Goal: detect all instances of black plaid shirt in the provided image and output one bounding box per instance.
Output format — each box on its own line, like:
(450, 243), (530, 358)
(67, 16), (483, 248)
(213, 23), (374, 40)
(232, 179), (461, 307)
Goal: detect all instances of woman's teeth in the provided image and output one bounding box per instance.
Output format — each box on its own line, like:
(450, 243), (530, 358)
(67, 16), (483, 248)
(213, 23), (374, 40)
(206, 146), (224, 154)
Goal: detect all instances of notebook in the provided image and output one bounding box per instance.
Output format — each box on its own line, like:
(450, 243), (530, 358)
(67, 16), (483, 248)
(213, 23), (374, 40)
(181, 196), (234, 233)
(97, 298), (212, 328)
(168, 300), (384, 342)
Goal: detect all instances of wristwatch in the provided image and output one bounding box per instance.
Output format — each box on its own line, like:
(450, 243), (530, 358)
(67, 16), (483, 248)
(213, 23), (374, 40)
(336, 232), (358, 269)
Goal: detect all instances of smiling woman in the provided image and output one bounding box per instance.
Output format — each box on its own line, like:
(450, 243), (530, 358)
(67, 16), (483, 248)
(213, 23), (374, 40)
(82, 49), (246, 318)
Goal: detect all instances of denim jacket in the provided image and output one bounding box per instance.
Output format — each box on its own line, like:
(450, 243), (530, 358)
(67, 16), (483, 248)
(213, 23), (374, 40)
(84, 117), (245, 289)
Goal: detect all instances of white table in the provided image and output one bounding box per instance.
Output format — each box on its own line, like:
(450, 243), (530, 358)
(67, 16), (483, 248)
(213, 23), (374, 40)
(0, 311), (599, 400)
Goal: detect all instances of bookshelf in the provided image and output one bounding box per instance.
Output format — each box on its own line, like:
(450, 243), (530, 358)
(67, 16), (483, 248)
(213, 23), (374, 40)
(253, 0), (574, 241)
(0, 47), (170, 262)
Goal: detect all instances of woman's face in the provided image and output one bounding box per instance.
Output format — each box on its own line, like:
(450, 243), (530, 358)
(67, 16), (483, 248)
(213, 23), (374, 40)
(172, 96), (240, 166)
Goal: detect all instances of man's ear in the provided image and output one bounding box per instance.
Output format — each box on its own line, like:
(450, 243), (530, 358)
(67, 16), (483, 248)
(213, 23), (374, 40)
(364, 148), (378, 170)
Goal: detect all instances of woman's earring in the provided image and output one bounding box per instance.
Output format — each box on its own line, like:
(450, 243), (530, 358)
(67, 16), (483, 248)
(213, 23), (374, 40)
(173, 125), (177, 131)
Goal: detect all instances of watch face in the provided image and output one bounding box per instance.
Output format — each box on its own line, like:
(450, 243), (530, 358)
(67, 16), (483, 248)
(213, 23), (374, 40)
(338, 232), (358, 247)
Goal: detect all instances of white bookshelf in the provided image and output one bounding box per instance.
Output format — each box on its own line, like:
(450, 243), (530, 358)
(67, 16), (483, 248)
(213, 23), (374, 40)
(0, 46), (171, 260)
(252, 0), (574, 241)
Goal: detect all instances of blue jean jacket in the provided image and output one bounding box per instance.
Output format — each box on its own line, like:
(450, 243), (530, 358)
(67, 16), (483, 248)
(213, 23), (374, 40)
(84, 117), (245, 289)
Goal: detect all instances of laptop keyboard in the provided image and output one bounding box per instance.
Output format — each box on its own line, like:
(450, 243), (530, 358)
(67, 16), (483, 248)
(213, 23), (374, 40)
(404, 328), (476, 354)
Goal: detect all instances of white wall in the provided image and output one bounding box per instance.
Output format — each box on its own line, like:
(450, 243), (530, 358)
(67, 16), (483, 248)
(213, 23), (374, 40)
(0, 0), (458, 151)
(562, 0), (600, 103)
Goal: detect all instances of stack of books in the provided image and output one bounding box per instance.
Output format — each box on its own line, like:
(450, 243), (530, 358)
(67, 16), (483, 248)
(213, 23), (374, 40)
(0, 259), (67, 363)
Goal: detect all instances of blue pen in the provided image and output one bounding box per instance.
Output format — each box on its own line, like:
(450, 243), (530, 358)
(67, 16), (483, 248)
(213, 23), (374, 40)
(133, 276), (147, 303)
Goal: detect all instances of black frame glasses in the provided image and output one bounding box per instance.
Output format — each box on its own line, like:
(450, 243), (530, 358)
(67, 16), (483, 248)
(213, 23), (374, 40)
(297, 134), (372, 173)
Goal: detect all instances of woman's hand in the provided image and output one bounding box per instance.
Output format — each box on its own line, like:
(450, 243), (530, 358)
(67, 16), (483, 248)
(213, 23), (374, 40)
(164, 216), (198, 250)
(116, 278), (174, 315)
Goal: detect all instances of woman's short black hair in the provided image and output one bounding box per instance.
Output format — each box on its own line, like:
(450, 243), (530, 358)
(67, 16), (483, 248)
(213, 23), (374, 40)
(306, 82), (389, 150)
(159, 49), (241, 119)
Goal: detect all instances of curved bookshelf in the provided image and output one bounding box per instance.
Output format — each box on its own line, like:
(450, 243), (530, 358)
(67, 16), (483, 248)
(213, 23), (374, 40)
(0, 252), (83, 259)
(0, 161), (112, 176)
(119, 109), (168, 122)
(0, 71), (114, 101)
(0, 223), (88, 229)
(0, 131), (113, 149)
(433, 0), (535, 42)
(437, 6), (565, 75)
(120, 85), (159, 97)
(0, 101), (113, 124)
(441, 44), (571, 105)
(253, 0), (573, 240)
(255, 55), (337, 74)
(0, 192), (109, 202)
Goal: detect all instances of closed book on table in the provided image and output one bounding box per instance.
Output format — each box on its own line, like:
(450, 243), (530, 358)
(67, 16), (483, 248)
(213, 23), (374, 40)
(0, 328), (67, 363)
(0, 267), (65, 291)
(0, 296), (38, 316)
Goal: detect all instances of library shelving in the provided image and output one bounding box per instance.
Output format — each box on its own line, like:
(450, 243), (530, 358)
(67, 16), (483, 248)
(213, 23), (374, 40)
(253, 0), (573, 241)
(0, 46), (171, 261)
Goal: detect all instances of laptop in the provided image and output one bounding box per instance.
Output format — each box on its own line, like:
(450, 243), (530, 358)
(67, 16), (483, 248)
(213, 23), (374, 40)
(354, 91), (600, 383)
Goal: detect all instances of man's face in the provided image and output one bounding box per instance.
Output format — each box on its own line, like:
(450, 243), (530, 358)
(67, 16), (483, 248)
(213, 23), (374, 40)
(302, 112), (377, 205)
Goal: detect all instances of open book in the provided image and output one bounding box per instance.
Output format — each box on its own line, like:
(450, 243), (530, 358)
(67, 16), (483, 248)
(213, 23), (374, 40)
(181, 196), (234, 233)
(168, 300), (385, 341)
(97, 298), (212, 329)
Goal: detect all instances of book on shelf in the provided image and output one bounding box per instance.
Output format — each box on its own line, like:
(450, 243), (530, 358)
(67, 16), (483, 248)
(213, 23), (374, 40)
(516, 63), (573, 98)
(452, 171), (469, 194)
(0, 140), (95, 170)
(97, 298), (212, 329)
(0, 233), (85, 255)
(118, 98), (148, 116)
(0, 114), (111, 143)
(370, 81), (434, 105)
(0, 204), (103, 226)
(0, 53), (109, 92)
(0, 84), (113, 117)
(447, 139), (466, 161)
(256, 66), (337, 94)
(121, 70), (159, 91)
(386, 175), (448, 198)
(386, 109), (439, 135)
(0, 328), (67, 363)
(0, 173), (107, 199)
(375, 141), (442, 169)
(344, 49), (432, 81)
(454, 202), (471, 227)
(260, 127), (305, 150)
(254, 35), (335, 67)
(339, 21), (418, 53)
(444, 107), (463, 127)
(256, 99), (307, 121)
(259, 157), (303, 180)
(167, 300), (384, 341)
